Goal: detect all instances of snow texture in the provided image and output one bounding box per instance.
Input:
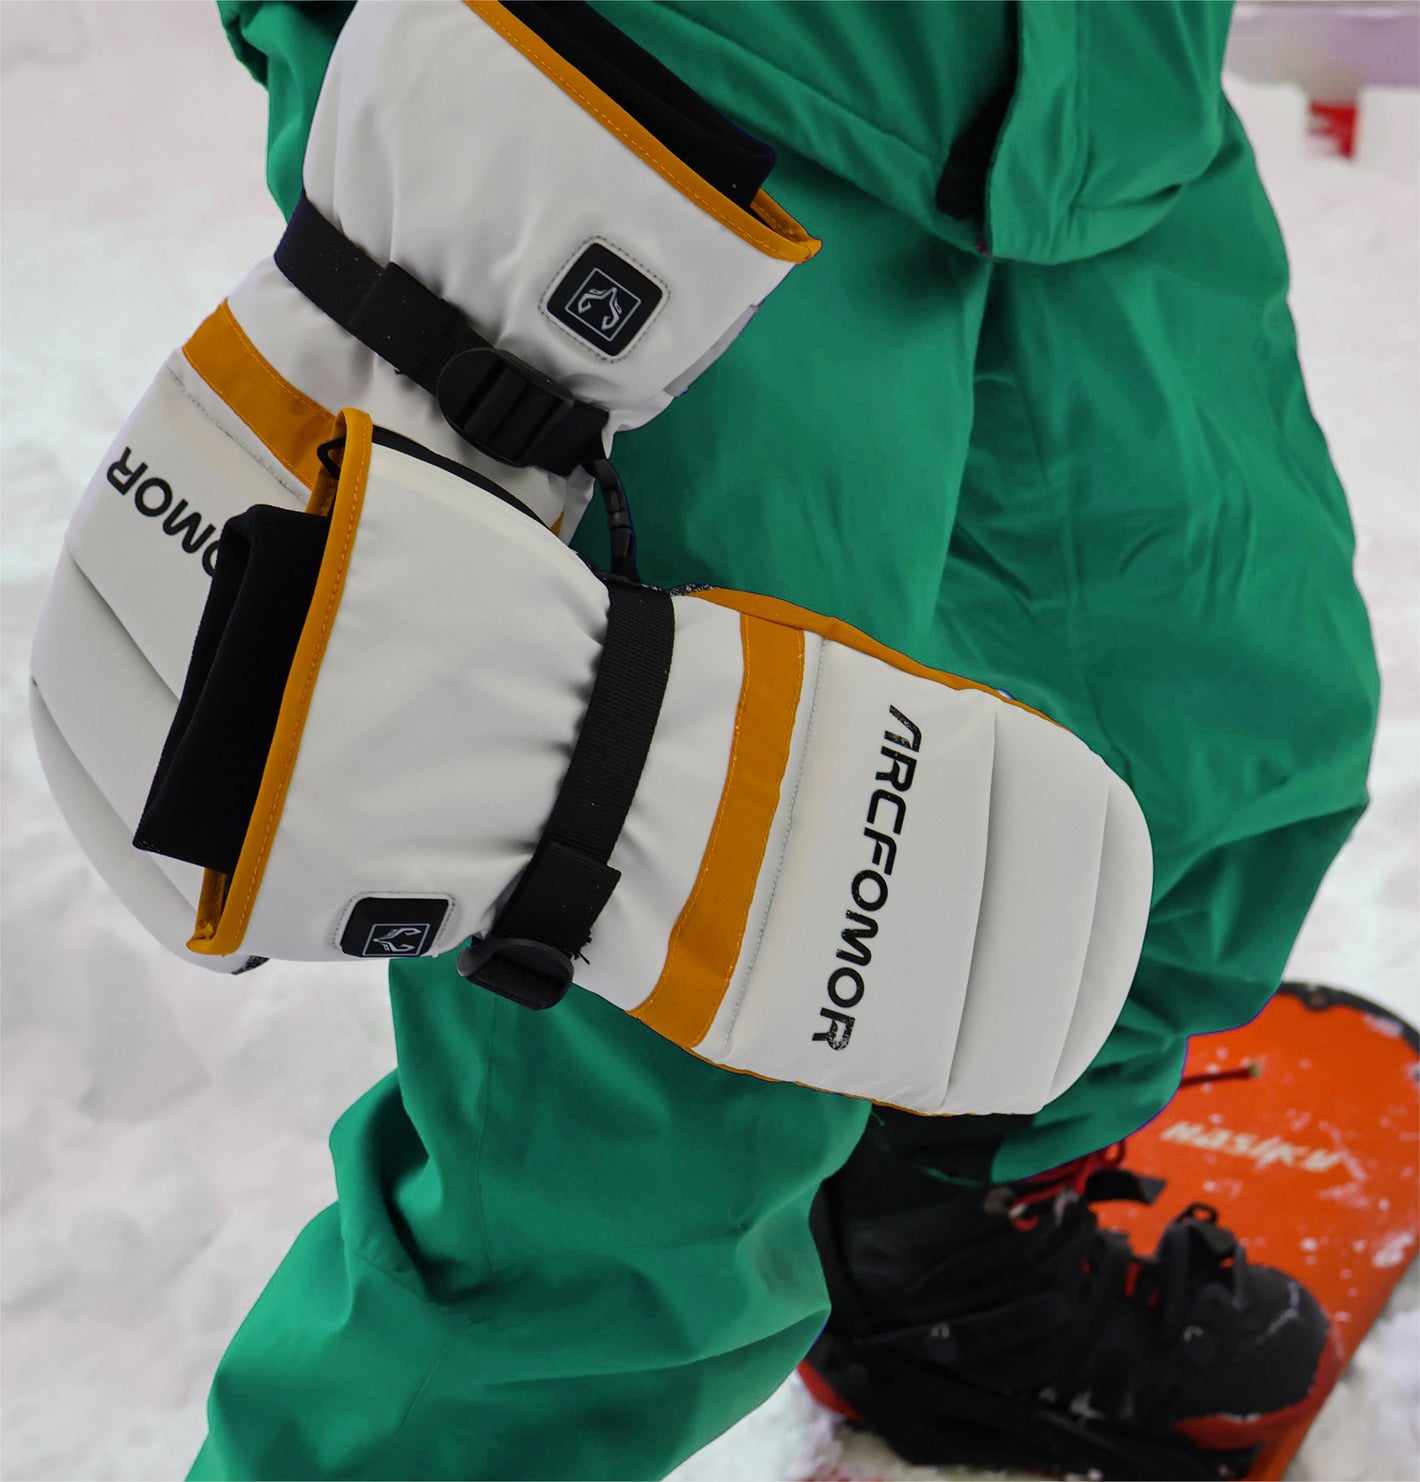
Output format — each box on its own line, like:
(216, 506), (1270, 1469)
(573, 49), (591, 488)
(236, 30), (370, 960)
(1, 7), (1416, 1481)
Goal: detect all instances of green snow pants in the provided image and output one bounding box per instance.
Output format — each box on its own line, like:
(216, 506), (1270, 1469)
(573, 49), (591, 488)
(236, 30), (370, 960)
(191, 36), (1377, 1482)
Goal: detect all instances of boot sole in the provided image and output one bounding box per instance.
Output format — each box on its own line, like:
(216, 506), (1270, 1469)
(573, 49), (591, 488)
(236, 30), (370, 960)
(798, 1330), (1261, 1481)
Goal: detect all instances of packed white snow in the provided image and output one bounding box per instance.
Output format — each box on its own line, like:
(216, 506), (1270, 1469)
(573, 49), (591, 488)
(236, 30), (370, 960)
(1, 7), (1415, 1481)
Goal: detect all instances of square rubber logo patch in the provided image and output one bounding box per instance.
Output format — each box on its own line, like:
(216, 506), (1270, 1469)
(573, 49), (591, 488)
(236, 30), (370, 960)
(547, 243), (663, 356)
(339, 897), (450, 958)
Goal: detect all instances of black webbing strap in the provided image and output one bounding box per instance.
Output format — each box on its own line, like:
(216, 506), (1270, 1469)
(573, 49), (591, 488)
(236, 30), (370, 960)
(274, 192), (608, 475)
(457, 579), (675, 1009)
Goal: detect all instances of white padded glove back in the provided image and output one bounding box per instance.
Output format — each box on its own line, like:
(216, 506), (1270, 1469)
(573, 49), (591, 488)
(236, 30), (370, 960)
(139, 412), (1153, 1115)
(29, 360), (309, 970)
(30, 0), (819, 972)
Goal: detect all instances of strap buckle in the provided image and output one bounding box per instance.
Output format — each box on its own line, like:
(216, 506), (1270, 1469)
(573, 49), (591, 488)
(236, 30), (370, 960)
(455, 932), (575, 1010)
(276, 194), (610, 477)
(437, 346), (583, 469)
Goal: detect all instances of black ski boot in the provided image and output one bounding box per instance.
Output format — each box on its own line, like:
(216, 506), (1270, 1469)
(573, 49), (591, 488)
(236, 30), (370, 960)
(801, 1141), (1336, 1480)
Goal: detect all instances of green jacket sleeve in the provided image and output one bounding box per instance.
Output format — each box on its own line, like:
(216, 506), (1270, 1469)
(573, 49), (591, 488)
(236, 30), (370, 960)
(217, 0), (353, 220)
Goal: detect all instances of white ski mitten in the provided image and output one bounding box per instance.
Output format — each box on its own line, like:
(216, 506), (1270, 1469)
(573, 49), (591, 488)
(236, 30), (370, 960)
(29, 0), (818, 970)
(137, 411), (1153, 1116)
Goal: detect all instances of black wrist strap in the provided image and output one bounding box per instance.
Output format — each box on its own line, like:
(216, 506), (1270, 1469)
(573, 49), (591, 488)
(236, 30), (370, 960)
(274, 192), (609, 476)
(457, 579), (675, 1009)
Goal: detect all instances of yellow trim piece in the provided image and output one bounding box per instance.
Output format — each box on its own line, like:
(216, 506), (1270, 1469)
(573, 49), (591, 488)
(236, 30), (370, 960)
(632, 615), (804, 1048)
(183, 303), (339, 492)
(189, 409), (374, 954)
(690, 589), (1061, 729)
(466, 1), (820, 265)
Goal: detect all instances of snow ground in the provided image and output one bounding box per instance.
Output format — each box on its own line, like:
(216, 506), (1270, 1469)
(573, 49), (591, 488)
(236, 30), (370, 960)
(1, 6), (1415, 1481)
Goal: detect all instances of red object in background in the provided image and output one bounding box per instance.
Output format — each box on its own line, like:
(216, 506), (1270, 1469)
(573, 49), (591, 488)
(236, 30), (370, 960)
(1309, 100), (1359, 157)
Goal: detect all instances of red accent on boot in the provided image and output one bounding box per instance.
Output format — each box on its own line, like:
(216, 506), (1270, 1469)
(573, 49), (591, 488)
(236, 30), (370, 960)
(1173, 1326), (1344, 1452)
(797, 1359), (863, 1422)
(1007, 1141), (1127, 1230)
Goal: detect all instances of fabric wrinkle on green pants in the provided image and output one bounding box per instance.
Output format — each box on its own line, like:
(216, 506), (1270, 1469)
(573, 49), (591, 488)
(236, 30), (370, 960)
(193, 987), (867, 1480)
(933, 112), (1378, 1178)
(190, 3), (1378, 1476)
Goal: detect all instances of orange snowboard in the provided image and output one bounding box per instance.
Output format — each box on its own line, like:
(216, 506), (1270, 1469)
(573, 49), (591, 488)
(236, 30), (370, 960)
(1101, 981), (1419, 1480)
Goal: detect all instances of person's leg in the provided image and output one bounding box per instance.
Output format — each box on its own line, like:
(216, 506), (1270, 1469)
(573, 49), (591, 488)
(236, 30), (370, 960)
(193, 982), (864, 1482)
(797, 104), (1375, 1469)
(937, 104), (1378, 1181)
(190, 144), (997, 1481)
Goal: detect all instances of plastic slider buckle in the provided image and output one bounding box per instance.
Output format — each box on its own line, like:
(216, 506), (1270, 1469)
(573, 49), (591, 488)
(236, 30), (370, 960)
(455, 933), (574, 1011)
(436, 346), (580, 468)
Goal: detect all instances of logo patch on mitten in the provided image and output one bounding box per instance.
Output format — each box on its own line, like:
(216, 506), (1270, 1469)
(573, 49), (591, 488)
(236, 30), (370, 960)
(546, 242), (664, 356)
(339, 897), (451, 958)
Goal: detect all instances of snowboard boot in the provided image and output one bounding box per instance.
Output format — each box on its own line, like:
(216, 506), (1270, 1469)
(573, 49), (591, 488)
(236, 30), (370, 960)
(800, 1137), (1338, 1481)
